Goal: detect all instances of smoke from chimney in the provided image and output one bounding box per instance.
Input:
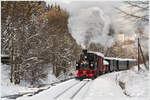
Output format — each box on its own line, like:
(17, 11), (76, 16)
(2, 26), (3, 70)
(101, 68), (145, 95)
(68, 7), (114, 49)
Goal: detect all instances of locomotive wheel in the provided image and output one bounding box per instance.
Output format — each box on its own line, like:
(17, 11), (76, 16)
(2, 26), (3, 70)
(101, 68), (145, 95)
(92, 76), (96, 80)
(94, 75), (97, 78)
(75, 77), (79, 80)
(75, 77), (82, 81)
(79, 78), (83, 81)
(103, 71), (105, 74)
(99, 72), (102, 75)
(92, 77), (95, 80)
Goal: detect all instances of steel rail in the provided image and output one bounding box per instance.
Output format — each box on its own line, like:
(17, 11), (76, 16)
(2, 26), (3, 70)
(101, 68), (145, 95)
(54, 81), (81, 99)
(70, 80), (89, 99)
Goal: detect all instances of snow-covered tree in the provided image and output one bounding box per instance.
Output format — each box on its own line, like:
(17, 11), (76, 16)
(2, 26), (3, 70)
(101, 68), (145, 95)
(1, 2), (81, 86)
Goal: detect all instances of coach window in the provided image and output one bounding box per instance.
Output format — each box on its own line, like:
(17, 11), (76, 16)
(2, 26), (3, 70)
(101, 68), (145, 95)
(127, 61), (129, 69)
(117, 60), (119, 71)
(94, 62), (98, 70)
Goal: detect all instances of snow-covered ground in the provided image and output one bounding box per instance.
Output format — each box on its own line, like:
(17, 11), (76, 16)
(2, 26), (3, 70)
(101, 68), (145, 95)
(0, 64), (58, 98)
(1, 64), (149, 100)
(1, 64), (38, 97)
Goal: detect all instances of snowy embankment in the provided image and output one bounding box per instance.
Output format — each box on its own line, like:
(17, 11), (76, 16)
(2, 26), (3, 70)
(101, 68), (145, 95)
(0, 64), (58, 98)
(1, 64), (38, 97)
(117, 65), (149, 98)
(100, 68), (149, 100)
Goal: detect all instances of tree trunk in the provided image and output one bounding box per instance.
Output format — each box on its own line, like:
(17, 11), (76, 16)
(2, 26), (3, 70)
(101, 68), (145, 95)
(10, 39), (14, 83)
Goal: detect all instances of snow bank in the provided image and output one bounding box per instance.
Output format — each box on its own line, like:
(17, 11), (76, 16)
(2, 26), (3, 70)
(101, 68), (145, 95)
(0, 64), (57, 98)
(102, 63), (149, 100)
(0, 64), (39, 97)
(68, 7), (113, 49)
(117, 65), (149, 98)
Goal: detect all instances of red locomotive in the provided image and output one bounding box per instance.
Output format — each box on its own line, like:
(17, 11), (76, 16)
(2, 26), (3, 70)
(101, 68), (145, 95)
(75, 50), (109, 80)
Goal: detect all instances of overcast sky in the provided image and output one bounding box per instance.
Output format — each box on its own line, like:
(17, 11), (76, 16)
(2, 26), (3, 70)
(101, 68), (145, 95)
(46, 0), (123, 17)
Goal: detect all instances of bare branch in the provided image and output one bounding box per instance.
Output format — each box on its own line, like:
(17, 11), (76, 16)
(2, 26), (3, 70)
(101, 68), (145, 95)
(115, 7), (149, 22)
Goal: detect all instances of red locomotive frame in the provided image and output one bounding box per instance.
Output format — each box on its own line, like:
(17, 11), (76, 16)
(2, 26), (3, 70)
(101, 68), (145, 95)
(75, 50), (109, 80)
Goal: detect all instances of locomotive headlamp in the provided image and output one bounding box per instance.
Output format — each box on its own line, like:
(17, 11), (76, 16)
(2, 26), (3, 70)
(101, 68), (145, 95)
(76, 64), (78, 66)
(91, 64), (93, 66)
(83, 61), (87, 64)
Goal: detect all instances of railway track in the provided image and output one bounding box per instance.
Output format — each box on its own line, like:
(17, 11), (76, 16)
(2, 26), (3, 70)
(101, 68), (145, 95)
(54, 81), (80, 99)
(54, 80), (90, 99)
(70, 80), (89, 99)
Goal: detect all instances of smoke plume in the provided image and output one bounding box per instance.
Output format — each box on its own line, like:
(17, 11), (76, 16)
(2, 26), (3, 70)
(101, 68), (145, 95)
(68, 7), (113, 49)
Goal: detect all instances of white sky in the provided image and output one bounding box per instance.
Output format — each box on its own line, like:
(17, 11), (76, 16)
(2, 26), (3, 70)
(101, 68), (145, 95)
(46, 0), (123, 17)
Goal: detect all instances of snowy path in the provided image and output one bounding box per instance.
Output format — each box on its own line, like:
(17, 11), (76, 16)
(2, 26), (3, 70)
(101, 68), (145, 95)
(56, 80), (89, 99)
(83, 76), (126, 100)
(15, 75), (127, 100)
(73, 80), (93, 99)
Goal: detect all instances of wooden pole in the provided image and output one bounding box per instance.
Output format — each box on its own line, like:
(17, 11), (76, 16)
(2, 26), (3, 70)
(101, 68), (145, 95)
(139, 41), (149, 70)
(138, 38), (140, 71)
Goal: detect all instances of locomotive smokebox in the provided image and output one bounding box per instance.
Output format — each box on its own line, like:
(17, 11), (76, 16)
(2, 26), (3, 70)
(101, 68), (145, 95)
(83, 49), (87, 54)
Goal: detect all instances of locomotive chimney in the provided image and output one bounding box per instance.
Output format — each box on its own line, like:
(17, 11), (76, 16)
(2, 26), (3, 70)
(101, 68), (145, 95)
(83, 49), (87, 54)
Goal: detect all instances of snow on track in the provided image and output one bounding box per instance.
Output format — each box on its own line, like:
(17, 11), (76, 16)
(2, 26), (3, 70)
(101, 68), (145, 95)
(57, 80), (89, 99)
(54, 81), (80, 99)
(73, 79), (93, 99)
(70, 80), (89, 99)
(16, 79), (78, 100)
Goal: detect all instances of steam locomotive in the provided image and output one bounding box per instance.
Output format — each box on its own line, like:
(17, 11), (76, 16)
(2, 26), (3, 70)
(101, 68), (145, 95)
(75, 50), (109, 80)
(75, 49), (136, 81)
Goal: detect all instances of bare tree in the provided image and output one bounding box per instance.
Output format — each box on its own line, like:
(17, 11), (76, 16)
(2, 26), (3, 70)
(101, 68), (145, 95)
(116, 1), (149, 25)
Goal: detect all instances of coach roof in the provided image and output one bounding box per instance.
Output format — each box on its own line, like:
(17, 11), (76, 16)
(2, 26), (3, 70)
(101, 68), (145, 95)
(87, 51), (104, 58)
(104, 57), (136, 61)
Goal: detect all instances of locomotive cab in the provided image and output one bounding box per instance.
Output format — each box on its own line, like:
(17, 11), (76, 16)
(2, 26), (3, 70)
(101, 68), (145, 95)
(75, 50), (103, 80)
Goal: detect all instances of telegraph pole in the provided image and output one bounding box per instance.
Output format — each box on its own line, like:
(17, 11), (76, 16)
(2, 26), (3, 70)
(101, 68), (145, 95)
(138, 38), (140, 71)
(138, 38), (149, 70)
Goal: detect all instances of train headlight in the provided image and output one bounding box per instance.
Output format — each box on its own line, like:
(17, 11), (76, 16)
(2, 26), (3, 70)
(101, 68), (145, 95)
(76, 64), (78, 66)
(91, 64), (93, 66)
(83, 61), (87, 64)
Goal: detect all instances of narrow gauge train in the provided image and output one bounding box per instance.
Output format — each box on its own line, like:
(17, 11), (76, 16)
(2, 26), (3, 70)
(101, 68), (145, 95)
(75, 50), (137, 81)
(75, 50), (109, 80)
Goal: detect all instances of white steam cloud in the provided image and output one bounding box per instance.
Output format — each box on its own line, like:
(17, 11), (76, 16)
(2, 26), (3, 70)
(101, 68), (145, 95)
(68, 7), (113, 49)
